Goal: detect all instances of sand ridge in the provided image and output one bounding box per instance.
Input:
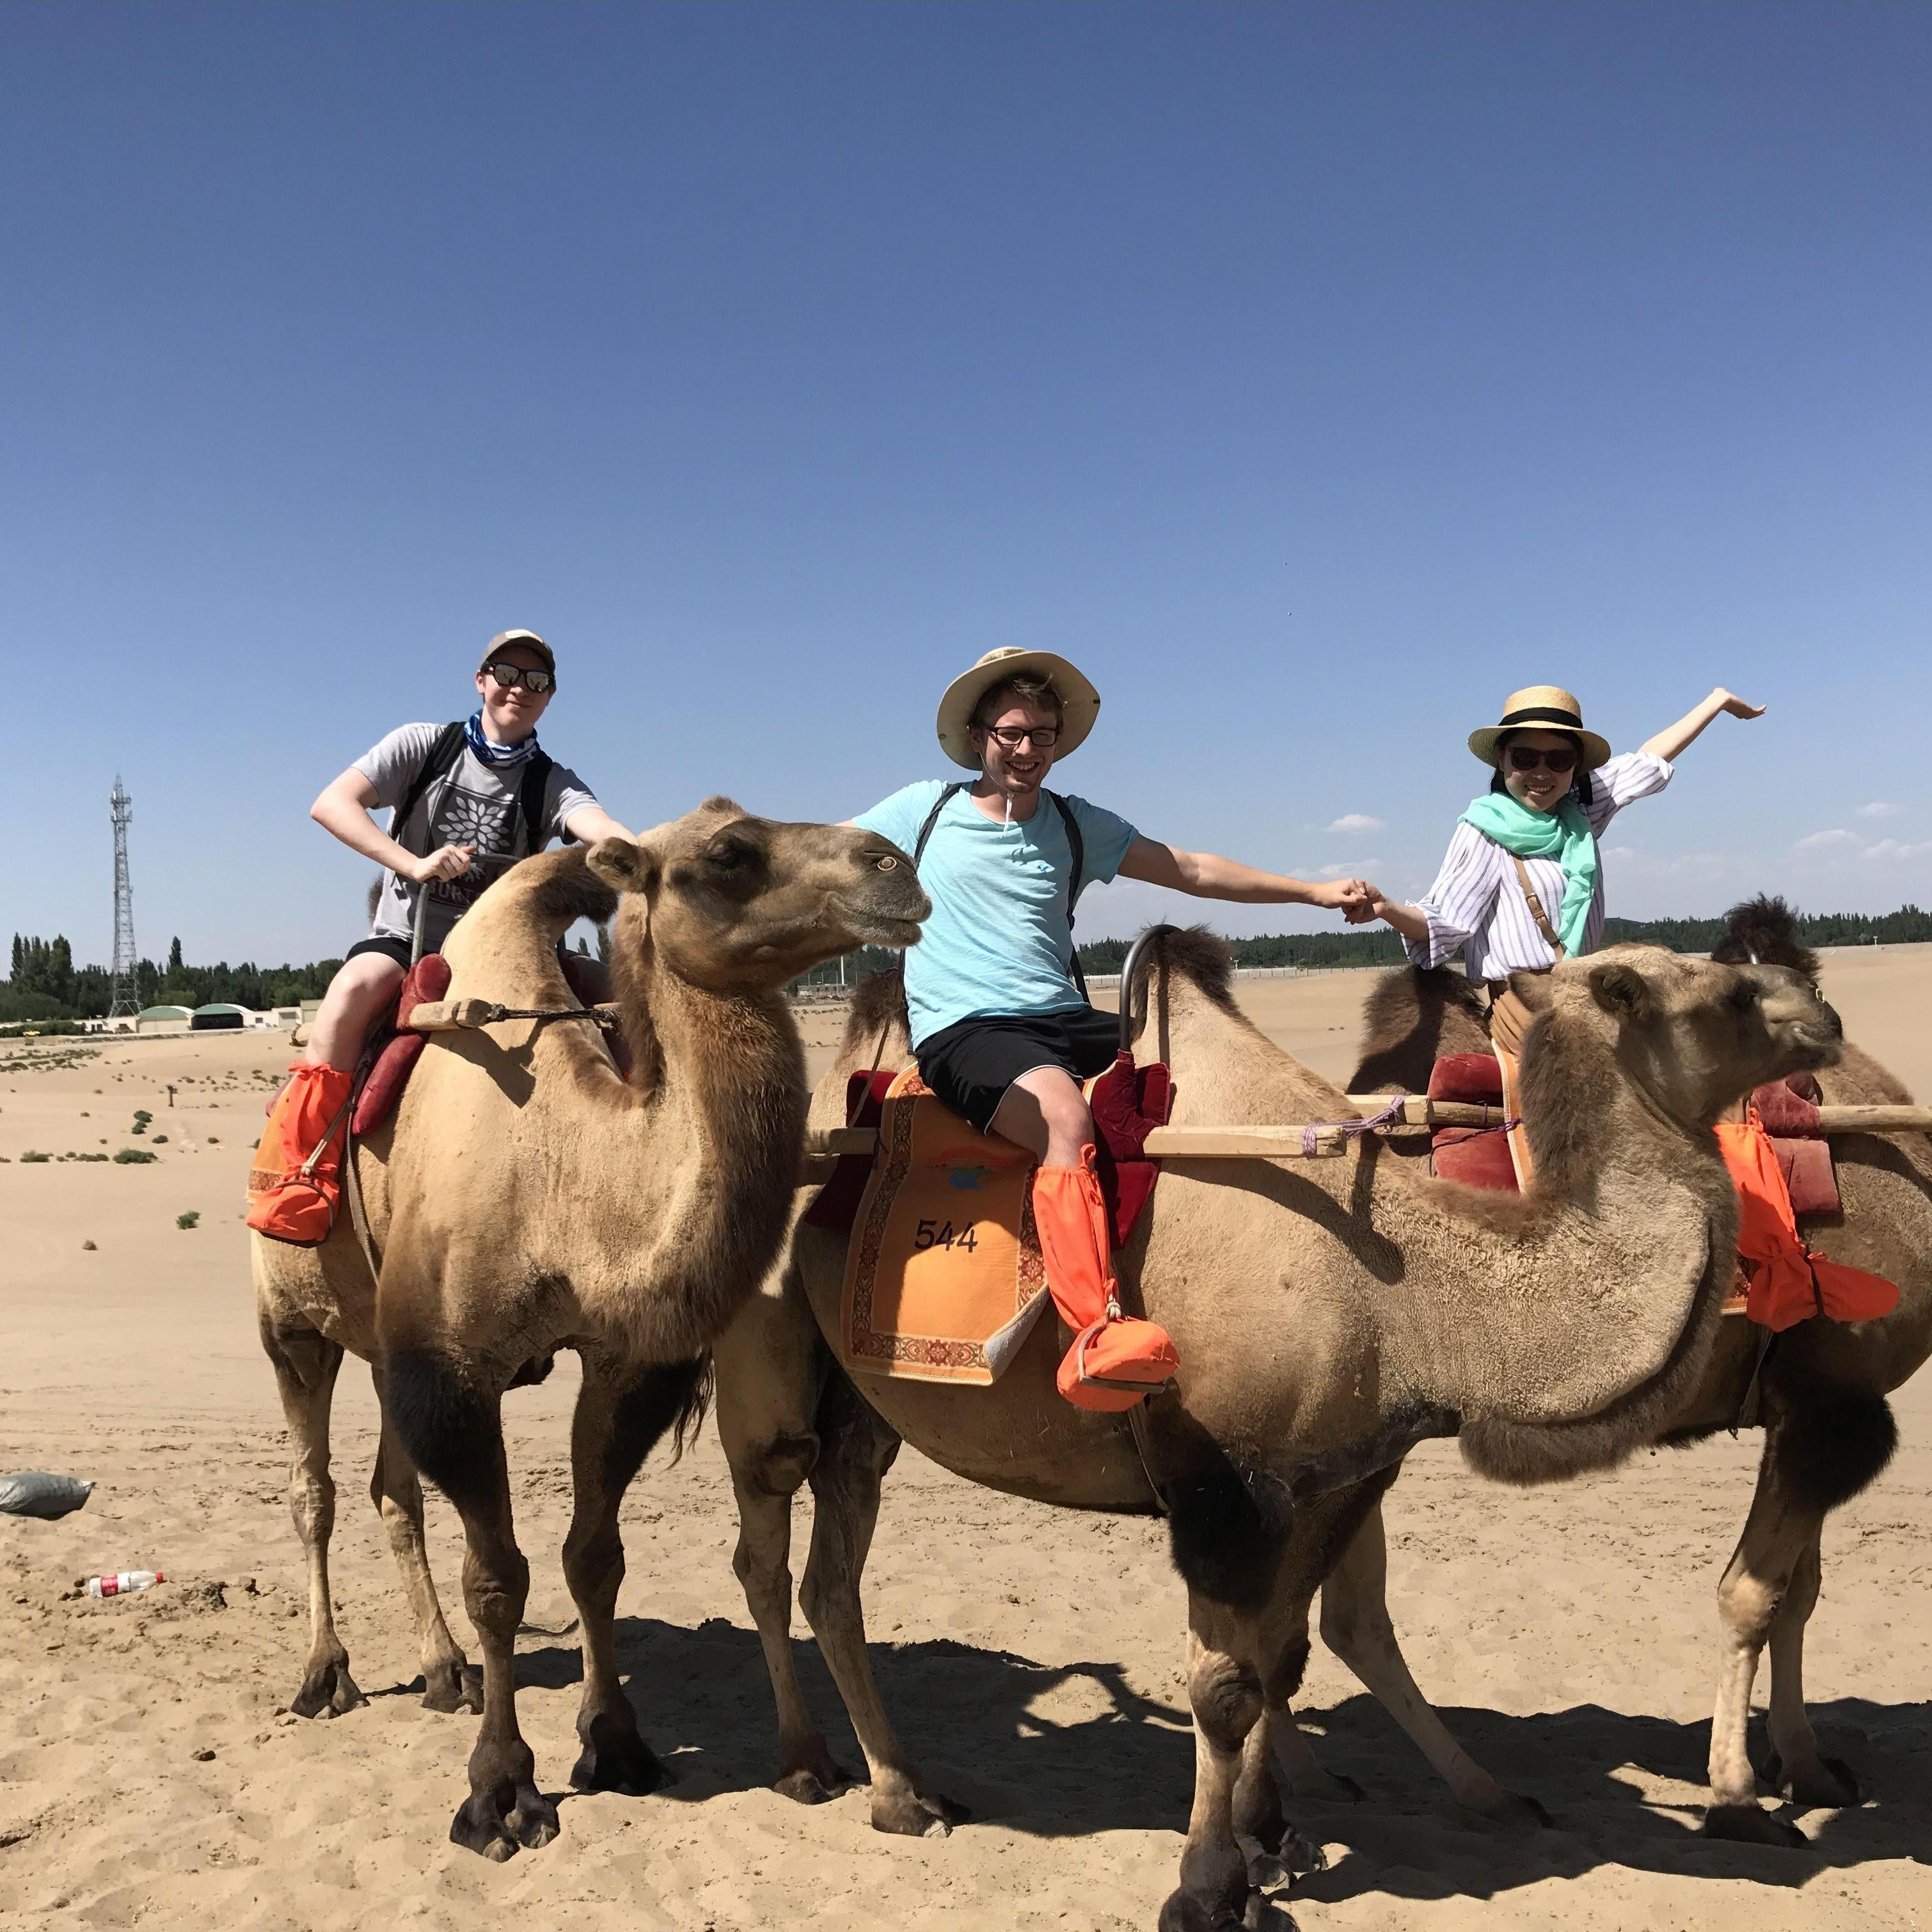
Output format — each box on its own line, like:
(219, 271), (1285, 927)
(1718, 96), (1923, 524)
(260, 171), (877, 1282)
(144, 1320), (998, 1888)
(1, 948), (1928, 1929)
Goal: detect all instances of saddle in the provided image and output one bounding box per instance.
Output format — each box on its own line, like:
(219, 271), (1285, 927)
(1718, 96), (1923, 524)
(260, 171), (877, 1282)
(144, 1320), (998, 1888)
(811, 1053), (1172, 1388)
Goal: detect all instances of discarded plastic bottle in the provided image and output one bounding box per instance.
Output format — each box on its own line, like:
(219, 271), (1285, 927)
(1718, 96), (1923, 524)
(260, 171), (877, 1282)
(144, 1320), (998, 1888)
(84, 1571), (163, 1598)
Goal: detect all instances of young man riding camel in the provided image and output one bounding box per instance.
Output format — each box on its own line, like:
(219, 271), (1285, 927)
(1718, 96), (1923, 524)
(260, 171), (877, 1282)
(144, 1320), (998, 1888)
(248, 629), (632, 1244)
(852, 648), (1368, 1410)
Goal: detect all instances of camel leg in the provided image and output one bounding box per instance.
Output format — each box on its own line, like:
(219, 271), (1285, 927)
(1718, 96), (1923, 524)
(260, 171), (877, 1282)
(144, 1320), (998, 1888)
(1263, 1703), (1363, 1805)
(1704, 1445), (1817, 1848)
(260, 1320), (364, 1719)
(367, 1380), (483, 1715)
(1162, 1620), (1269, 1932)
(1318, 1501), (1546, 1826)
(560, 1352), (706, 1798)
(797, 1366), (965, 1837)
(384, 1346), (556, 1861)
(1764, 1527), (1860, 1807)
(713, 1295), (857, 1803)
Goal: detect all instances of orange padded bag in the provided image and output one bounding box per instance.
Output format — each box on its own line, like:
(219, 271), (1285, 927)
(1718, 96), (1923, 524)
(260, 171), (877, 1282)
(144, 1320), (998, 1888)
(246, 1063), (354, 1246)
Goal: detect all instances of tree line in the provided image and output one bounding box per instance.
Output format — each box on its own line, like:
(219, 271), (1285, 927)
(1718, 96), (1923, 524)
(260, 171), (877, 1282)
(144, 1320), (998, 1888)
(4, 932), (342, 1024)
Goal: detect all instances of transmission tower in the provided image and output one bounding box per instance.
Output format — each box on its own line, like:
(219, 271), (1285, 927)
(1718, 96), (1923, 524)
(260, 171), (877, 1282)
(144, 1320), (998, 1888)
(109, 778), (139, 1022)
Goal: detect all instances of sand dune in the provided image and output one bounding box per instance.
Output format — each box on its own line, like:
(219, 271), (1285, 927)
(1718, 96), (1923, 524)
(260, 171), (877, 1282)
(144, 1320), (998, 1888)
(1, 947), (1927, 1929)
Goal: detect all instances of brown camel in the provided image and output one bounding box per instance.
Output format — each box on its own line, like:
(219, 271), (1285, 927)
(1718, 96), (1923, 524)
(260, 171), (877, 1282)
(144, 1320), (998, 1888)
(712, 930), (1841, 1929)
(1263, 897), (1932, 1845)
(251, 798), (927, 1860)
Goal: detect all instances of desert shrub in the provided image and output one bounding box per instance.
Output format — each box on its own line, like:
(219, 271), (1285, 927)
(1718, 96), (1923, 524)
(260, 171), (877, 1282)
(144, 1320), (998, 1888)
(20, 1150), (50, 1163)
(113, 1148), (156, 1165)
(152, 1134), (168, 1144)
(176, 1211), (200, 1230)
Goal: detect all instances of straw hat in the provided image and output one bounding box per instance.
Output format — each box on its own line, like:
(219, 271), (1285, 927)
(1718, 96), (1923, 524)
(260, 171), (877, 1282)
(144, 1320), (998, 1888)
(1467, 685), (1611, 771)
(935, 648), (1102, 770)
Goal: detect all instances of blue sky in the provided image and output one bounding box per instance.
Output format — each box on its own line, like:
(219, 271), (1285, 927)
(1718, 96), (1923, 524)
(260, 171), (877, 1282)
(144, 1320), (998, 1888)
(6, 2), (1928, 965)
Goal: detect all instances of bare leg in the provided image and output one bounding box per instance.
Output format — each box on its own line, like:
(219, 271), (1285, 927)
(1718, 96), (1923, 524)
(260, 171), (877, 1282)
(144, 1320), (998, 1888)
(305, 953), (404, 1072)
(798, 1366), (965, 1836)
(1704, 1443), (1816, 1847)
(713, 1290), (855, 1802)
(261, 1320), (363, 1719)
(988, 1064), (1095, 1169)
(384, 1346), (556, 1860)
(1318, 1503), (1542, 1824)
(367, 1381), (482, 1715)
(561, 1352), (703, 1797)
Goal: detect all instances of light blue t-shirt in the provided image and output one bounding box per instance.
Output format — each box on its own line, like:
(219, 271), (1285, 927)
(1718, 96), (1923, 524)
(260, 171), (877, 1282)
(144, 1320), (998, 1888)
(854, 780), (1139, 1049)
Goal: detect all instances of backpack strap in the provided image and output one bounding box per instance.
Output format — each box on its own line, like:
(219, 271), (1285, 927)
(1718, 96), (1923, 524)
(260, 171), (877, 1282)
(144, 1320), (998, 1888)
(390, 722), (468, 845)
(1046, 790), (1090, 1000)
(516, 750), (557, 855)
(911, 782), (969, 868)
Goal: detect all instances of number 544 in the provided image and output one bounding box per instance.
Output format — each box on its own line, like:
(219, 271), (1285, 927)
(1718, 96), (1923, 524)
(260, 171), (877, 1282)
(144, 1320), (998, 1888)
(913, 1218), (978, 1252)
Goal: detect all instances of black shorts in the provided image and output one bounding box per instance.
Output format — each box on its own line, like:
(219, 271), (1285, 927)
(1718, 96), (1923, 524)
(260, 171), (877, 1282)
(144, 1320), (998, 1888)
(345, 935), (413, 972)
(915, 1006), (1120, 1135)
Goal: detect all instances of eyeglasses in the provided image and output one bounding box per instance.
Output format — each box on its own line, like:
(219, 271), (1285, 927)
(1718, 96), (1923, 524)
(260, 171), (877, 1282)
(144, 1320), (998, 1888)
(976, 723), (1059, 750)
(1507, 743), (1577, 774)
(484, 661), (554, 695)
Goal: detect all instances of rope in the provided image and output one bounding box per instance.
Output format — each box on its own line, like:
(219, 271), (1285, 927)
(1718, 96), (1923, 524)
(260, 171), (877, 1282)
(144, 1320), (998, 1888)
(1300, 1091), (1411, 1157)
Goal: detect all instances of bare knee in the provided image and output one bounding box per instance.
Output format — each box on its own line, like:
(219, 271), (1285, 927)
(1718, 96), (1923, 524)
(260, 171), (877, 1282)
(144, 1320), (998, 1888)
(306, 955), (404, 1070)
(995, 1068), (1095, 1169)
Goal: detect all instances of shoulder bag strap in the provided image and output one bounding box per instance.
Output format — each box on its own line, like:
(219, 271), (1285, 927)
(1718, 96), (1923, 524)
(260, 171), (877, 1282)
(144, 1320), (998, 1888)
(391, 722), (468, 847)
(1046, 790), (1091, 1001)
(1510, 853), (1567, 963)
(516, 750), (557, 855)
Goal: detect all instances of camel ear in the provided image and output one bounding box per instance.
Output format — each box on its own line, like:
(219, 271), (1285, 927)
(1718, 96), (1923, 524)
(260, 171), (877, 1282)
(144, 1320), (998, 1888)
(1505, 970), (1554, 1013)
(1587, 960), (1652, 1020)
(586, 836), (660, 896)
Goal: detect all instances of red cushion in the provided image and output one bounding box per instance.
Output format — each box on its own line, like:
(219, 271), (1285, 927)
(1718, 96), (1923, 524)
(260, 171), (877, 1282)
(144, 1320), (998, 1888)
(1752, 1078), (1821, 1137)
(1432, 1127), (1519, 1192)
(349, 954), (453, 1137)
(1428, 1052), (1505, 1107)
(1775, 1136), (1841, 1219)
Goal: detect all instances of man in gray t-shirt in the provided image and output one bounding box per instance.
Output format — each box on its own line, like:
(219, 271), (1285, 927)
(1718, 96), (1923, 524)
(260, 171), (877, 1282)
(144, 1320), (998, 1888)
(303, 629), (630, 1074)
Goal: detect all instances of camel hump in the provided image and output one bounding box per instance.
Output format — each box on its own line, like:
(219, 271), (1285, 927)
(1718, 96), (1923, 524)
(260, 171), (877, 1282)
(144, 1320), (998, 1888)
(462, 846), (621, 940)
(1349, 965), (1491, 1095)
(1711, 894), (1820, 987)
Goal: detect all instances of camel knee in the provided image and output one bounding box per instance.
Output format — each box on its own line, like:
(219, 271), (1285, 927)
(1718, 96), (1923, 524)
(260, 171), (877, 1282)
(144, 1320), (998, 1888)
(463, 1548), (530, 1643)
(745, 1432), (820, 1498)
(290, 1466), (336, 1546)
(562, 1524), (624, 1607)
(1716, 1566), (1783, 1651)
(1189, 1652), (1263, 1756)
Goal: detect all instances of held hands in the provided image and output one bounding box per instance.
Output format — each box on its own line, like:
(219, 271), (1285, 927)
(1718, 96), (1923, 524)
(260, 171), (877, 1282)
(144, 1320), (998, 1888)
(1310, 877), (1372, 917)
(408, 843), (475, 885)
(1342, 882), (1395, 926)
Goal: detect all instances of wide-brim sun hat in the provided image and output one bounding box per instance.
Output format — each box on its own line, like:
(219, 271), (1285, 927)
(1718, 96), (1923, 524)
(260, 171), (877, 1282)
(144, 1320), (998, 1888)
(1468, 685), (1611, 771)
(479, 629), (557, 678)
(936, 648), (1102, 770)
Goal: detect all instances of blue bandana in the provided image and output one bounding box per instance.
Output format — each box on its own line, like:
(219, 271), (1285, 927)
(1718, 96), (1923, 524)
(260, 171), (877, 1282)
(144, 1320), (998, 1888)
(464, 710), (541, 769)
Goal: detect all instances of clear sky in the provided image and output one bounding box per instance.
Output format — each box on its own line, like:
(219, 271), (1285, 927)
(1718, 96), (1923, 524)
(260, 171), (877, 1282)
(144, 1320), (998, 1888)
(7, 2), (1929, 967)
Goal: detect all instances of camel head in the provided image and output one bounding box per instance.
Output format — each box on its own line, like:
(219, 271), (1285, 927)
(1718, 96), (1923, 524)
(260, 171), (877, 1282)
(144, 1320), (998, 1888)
(587, 797), (930, 994)
(1509, 944), (1842, 1134)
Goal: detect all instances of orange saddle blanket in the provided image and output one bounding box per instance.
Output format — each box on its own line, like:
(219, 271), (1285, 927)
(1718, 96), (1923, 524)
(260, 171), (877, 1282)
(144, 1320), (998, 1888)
(840, 1071), (1050, 1386)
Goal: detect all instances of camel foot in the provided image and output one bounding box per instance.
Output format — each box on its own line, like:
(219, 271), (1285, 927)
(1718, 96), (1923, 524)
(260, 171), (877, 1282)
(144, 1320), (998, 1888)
(1246, 1825), (1325, 1888)
(773, 1732), (857, 1805)
(1458, 1790), (1554, 1832)
(1157, 1881), (1249, 1932)
(450, 1780), (560, 1861)
(1763, 1751), (1861, 1808)
(421, 1661), (485, 1716)
(289, 1659), (365, 1720)
(1701, 1802), (1809, 1849)
(570, 1711), (671, 1797)
(869, 1786), (970, 1839)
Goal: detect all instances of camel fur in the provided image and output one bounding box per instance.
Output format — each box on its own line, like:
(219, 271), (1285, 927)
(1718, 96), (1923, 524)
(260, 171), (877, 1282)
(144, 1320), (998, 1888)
(251, 800), (928, 1860)
(1301, 894), (1931, 1844)
(712, 927), (1841, 1928)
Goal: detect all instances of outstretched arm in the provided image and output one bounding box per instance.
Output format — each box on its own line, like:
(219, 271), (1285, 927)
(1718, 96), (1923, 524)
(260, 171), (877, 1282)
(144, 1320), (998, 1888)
(1118, 837), (1368, 914)
(563, 804), (634, 845)
(1640, 688), (1764, 762)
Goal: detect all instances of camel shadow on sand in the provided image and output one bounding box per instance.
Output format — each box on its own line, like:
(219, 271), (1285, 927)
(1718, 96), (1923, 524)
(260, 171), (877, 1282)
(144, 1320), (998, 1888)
(502, 1617), (1929, 1894)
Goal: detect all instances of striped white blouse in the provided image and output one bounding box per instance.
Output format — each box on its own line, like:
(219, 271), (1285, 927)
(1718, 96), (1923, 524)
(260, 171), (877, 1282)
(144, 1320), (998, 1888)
(1406, 750), (1673, 980)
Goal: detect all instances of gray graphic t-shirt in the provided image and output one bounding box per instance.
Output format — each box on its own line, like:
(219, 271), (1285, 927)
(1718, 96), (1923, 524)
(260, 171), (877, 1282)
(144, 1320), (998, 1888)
(354, 722), (598, 951)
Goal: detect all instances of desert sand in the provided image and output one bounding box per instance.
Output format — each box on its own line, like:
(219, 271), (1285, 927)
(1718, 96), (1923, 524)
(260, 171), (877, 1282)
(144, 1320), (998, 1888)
(2, 947), (1928, 1930)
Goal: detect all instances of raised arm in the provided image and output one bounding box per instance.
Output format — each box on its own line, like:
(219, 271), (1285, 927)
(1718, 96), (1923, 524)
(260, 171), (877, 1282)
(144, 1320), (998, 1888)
(1118, 837), (1367, 913)
(310, 767), (472, 885)
(1640, 688), (1764, 762)
(563, 804), (635, 846)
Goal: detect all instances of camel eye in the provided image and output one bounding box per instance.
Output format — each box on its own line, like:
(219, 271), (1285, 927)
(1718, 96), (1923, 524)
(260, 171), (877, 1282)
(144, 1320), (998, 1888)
(876, 855), (899, 872)
(704, 835), (757, 874)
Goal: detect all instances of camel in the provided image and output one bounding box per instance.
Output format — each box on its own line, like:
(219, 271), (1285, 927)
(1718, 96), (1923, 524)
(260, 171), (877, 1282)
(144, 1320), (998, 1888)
(251, 798), (928, 1860)
(1251, 898), (1932, 1845)
(711, 930), (1842, 1929)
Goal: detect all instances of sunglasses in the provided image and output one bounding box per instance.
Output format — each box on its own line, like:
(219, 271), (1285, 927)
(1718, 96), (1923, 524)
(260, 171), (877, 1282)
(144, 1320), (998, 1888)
(484, 661), (554, 695)
(1507, 743), (1578, 774)
(976, 723), (1059, 750)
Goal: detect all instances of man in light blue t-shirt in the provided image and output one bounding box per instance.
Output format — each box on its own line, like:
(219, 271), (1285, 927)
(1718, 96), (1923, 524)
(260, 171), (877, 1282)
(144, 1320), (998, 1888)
(851, 648), (1367, 1411)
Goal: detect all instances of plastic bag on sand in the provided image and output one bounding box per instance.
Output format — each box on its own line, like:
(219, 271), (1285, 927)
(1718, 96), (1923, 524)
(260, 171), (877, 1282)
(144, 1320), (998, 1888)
(0, 1472), (95, 1519)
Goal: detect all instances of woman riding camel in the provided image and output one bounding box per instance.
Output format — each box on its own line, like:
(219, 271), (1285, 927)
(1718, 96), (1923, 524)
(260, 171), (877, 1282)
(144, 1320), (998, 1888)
(1350, 683), (1764, 1184)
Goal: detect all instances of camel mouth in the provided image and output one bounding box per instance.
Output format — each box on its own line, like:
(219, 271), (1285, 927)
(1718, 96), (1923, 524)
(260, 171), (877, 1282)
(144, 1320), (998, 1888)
(837, 910), (926, 950)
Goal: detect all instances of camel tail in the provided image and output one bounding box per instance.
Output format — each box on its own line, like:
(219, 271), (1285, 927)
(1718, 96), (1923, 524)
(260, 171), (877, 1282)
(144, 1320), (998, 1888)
(1763, 1354), (1898, 1511)
(666, 1354), (716, 1466)
(1347, 965), (1491, 1095)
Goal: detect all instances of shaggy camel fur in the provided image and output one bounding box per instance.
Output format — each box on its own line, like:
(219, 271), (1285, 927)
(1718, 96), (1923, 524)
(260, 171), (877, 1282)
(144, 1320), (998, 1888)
(1289, 898), (1932, 1844)
(251, 800), (927, 1861)
(714, 930), (1841, 1929)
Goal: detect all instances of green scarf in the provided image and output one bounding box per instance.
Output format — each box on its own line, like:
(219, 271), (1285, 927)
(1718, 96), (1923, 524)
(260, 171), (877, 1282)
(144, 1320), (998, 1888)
(1460, 789), (1599, 958)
